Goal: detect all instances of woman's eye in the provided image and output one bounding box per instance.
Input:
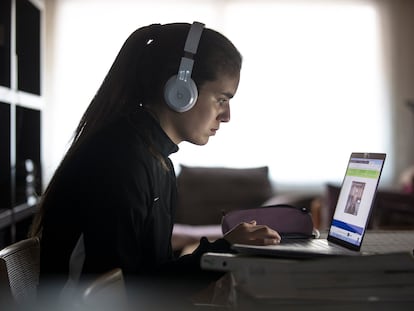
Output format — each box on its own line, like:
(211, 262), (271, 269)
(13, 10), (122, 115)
(218, 98), (228, 105)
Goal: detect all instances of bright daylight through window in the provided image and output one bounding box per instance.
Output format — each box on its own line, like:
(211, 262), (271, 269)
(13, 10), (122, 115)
(49, 0), (390, 191)
(171, 1), (389, 190)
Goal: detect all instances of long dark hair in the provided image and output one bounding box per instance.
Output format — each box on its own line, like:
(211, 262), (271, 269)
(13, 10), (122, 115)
(29, 22), (242, 237)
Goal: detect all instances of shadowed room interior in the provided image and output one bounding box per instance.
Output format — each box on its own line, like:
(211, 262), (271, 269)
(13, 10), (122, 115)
(0, 2), (413, 309)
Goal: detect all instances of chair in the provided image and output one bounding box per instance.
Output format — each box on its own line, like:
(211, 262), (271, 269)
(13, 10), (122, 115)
(0, 237), (40, 308)
(79, 267), (129, 311)
(372, 190), (414, 229)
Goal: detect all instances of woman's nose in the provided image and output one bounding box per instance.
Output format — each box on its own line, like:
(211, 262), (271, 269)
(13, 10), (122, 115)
(219, 105), (230, 122)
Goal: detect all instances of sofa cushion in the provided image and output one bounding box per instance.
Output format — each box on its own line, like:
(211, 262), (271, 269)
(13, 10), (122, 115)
(175, 165), (274, 225)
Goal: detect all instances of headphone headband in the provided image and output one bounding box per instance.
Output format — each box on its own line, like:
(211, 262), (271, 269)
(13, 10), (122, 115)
(184, 22), (204, 54)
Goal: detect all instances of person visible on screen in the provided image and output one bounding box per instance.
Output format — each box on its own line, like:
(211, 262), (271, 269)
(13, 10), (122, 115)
(29, 21), (280, 303)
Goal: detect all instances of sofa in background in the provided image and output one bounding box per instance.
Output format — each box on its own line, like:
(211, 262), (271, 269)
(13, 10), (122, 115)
(172, 165), (317, 253)
(175, 165), (274, 225)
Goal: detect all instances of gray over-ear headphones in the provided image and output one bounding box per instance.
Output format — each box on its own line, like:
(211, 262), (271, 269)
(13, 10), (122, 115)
(164, 22), (205, 112)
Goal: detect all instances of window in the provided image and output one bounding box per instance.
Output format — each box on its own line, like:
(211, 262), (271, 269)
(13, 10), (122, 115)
(48, 0), (390, 191)
(171, 1), (390, 189)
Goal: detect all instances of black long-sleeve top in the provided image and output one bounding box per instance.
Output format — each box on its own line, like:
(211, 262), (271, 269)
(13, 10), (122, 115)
(39, 109), (230, 291)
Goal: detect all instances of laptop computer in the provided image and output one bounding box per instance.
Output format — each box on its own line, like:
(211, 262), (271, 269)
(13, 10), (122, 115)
(231, 152), (387, 258)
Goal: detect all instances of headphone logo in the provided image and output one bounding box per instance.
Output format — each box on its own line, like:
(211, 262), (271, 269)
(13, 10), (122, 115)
(164, 22), (205, 112)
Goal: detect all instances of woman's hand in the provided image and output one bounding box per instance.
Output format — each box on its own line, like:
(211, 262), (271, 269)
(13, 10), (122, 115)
(223, 221), (281, 246)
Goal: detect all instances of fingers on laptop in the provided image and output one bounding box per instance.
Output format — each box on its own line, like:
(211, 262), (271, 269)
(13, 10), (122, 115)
(247, 222), (281, 245)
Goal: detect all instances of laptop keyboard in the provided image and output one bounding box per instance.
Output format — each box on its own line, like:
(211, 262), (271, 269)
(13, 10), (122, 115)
(281, 238), (332, 250)
(281, 231), (414, 254)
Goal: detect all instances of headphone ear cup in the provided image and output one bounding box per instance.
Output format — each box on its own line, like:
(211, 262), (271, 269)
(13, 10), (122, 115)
(164, 75), (198, 112)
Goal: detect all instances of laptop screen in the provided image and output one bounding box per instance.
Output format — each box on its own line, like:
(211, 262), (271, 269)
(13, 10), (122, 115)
(327, 152), (386, 250)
